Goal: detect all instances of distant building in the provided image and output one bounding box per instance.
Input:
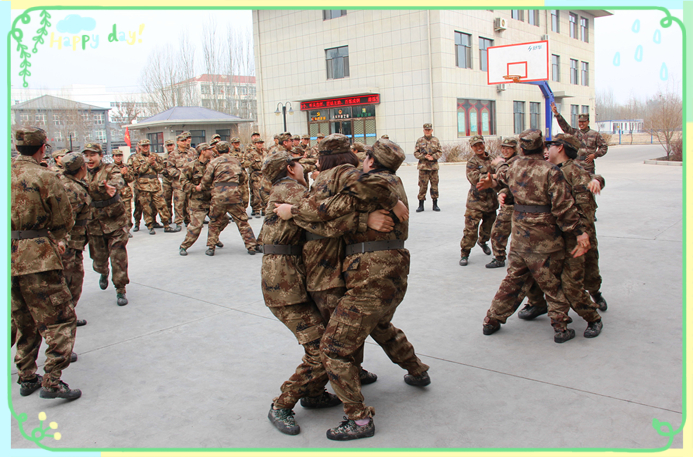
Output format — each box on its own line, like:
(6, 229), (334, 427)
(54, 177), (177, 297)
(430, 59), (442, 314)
(165, 74), (258, 121)
(596, 119), (645, 134)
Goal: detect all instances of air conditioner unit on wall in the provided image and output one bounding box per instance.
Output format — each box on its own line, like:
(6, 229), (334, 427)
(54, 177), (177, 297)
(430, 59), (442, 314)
(496, 84), (506, 92)
(494, 18), (507, 31)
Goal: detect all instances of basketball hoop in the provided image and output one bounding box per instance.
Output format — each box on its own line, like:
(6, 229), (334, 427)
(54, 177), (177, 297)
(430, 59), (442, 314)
(503, 75), (522, 83)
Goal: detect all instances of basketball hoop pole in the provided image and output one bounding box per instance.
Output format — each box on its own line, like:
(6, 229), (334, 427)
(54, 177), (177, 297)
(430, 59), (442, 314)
(520, 80), (556, 140)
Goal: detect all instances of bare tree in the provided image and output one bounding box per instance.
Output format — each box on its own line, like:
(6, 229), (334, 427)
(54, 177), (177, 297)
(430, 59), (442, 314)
(618, 93), (643, 144)
(645, 87), (682, 159)
(595, 88), (619, 124)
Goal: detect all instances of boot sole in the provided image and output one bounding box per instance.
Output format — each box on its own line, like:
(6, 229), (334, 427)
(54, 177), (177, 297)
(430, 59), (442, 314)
(267, 410), (300, 435)
(327, 426), (375, 441)
(39, 389), (82, 400)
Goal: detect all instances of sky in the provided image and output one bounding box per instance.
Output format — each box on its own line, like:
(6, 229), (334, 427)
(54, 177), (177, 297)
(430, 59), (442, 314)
(8, 7), (684, 107)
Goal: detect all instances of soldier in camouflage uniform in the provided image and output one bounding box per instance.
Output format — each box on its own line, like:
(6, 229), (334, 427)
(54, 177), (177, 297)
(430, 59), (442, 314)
(299, 135), (318, 185)
(351, 142), (367, 168)
(49, 148), (69, 172)
(11, 127), (81, 399)
(129, 146), (143, 232)
(414, 123), (442, 212)
(59, 153), (92, 328)
(83, 143), (130, 307)
(246, 138), (270, 218)
(200, 141), (260, 256)
(551, 103), (608, 174)
(112, 150), (134, 237)
(477, 129), (591, 343)
(130, 139), (174, 235)
(230, 137), (251, 210)
(459, 135), (498, 266)
(268, 134), (281, 155)
(291, 134), (301, 149)
(485, 137), (520, 269)
(166, 132), (197, 230)
(300, 134), (310, 151)
(161, 139), (175, 225)
(179, 143), (228, 255)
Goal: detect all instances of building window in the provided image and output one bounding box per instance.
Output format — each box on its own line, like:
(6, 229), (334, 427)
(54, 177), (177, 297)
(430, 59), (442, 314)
(35, 113), (46, 124)
(189, 130), (206, 147)
(581, 62), (589, 86)
(95, 129), (107, 142)
(570, 59), (578, 84)
(582, 105), (589, 114)
(457, 99), (496, 137)
(551, 55), (560, 82)
(569, 13), (578, 39)
(513, 101), (525, 134)
(19, 113), (30, 123)
(147, 132), (164, 153)
(215, 129), (230, 142)
(479, 37), (493, 72)
(571, 105), (579, 128)
(81, 113), (89, 123)
(511, 10), (524, 21)
(551, 10), (560, 33)
(326, 46), (349, 80)
(528, 10), (539, 26)
(308, 104), (377, 146)
(580, 17), (589, 43)
(455, 31), (472, 69)
(201, 85), (210, 95)
(530, 102), (541, 130)
(323, 10), (346, 20)
(93, 113), (104, 125)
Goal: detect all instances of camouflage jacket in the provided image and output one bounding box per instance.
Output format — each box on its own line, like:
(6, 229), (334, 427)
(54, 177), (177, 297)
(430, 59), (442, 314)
(166, 147), (198, 187)
(300, 147), (318, 174)
(495, 155), (584, 254)
(414, 135), (442, 171)
(161, 151), (172, 183)
(245, 145), (265, 174)
(558, 159), (604, 242)
(555, 113), (608, 163)
(85, 162), (128, 236)
(267, 144), (282, 155)
(466, 153), (499, 212)
(59, 173), (92, 251)
(180, 158), (212, 210)
(495, 154), (520, 207)
(11, 156), (74, 276)
(118, 158), (134, 200)
(259, 177), (365, 306)
(200, 154), (245, 205)
(130, 152), (165, 192)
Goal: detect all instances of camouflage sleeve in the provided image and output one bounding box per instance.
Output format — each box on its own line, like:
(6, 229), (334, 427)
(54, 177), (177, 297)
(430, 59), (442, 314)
(47, 175), (75, 241)
(594, 132), (608, 158)
(430, 138), (442, 161)
(179, 162), (193, 193)
(167, 154), (181, 180)
(296, 211), (367, 238)
(292, 192), (359, 223)
(151, 155), (165, 174)
(494, 162), (509, 187)
(413, 139), (425, 160)
(466, 158), (482, 186)
(340, 168), (399, 211)
(589, 172), (605, 189)
(549, 169), (583, 236)
(555, 112), (577, 135)
(108, 164), (125, 190)
(200, 162), (214, 191)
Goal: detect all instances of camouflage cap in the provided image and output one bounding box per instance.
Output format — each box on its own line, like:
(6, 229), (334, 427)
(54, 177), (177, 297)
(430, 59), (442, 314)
(165, 139), (175, 146)
(216, 141), (230, 153)
(52, 148), (69, 160)
(371, 139), (406, 172)
(301, 134), (310, 140)
(230, 137), (241, 144)
(290, 147), (304, 156)
(351, 142), (365, 152)
(274, 134), (280, 140)
(519, 129), (544, 151)
(316, 133), (325, 139)
(212, 134), (221, 140)
(252, 137), (265, 144)
(578, 114), (589, 122)
(469, 135), (485, 146)
(262, 151), (300, 183)
(82, 142), (103, 154)
(138, 138), (151, 146)
(112, 149), (124, 156)
(196, 142), (211, 153)
(210, 138), (220, 146)
(278, 132), (292, 143)
(181, 131), (192, 138)
(62, 152), (85, 172)
(252, 131), (260, 136)
(423, 123), (433, 130)
(292, 135), (300, 141)
(546, 133), (583, 159)
(319, 133), (351, 156)
(177, 132), (191, 141)
(380, 134), (389, 139)
(15, 128), (47, 147)
(501, 137), (519, 148)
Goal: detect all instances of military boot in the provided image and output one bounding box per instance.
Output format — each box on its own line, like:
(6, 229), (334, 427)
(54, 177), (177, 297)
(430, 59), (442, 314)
(359, 368), (378, 385)
(116, 290), (128, 306)
(216, 241), (224, 248)
(132, 224), (139, 232)
(518, 303), (548, 320)
(432, 199), (440, 211)
(300, 390), (342, 409)
(459, 256), (469, 266)
(404, 370), (431, 387)
(416, 200), (424, 212)
(70, 352), (78, 362)
(99, 274), (108, 290)
(590, 292), (608, 311)
(205, 248), (215, 256)
(76, 319), (87, 326)
(19, 374), (43, 396)
(485, 257), (505, 268)
(268, 404), (300, 435)
(478, 241), (492, 255)
(584, 320), (603, 338)
(39, 381), (82, 400)
(553, 328), (576, 343)
(327, 417), (375, 441)
(179, 247), (188, 256)
(483, 317), (501, 335)
(148, 228), (156, 235)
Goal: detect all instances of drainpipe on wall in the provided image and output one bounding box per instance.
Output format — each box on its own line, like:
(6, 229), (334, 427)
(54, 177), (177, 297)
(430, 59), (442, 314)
(254, 11), (266, 135)
(427, 10), (434, 127)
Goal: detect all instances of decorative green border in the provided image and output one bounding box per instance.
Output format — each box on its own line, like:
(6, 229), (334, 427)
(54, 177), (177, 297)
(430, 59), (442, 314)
(6, 3), (687, 453)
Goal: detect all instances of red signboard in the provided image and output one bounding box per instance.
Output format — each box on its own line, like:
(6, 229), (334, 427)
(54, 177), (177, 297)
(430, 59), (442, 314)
(300, 94), (380, 111)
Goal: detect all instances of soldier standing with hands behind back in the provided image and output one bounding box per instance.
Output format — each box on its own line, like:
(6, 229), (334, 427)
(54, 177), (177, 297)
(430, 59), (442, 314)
(414, 123), (442, 212)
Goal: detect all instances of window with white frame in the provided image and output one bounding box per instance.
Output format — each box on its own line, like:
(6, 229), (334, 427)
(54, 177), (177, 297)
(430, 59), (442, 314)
(528, 10), (539, 26)
(580, 17), (589, 42)
(581, 61), (589, 86)
(569, 13), (578, 38)
(455, 31), (472, 69)
(511, 10), (524, 21)
(323, 10), (346, 20)
(551, 10), (560, 32)
(570, 59), (578, 84)
(513, 101), (525, 134)
(530, 102), (541, 130)
(326, 46), (349, 79)
(571, 105), (579, 127)
(552, 55), (560, 82)
(479, 37), (493, 72)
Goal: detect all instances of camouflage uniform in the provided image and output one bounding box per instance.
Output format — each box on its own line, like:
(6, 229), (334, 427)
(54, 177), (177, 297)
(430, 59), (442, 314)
(117, 154), (135, 230)
(246, 140), (270, 215)
(128, 153), (144, 229)
(49, 148), (68, 172)
(130, 146), (172, 230)
(200, 142), (258, 251)
(231, 139), (251, 209)
(414, 125), (442, 201)
(166, 136), (198, 226)
(300, 136), (318, 184)
(460, 137), (498, 258)
(11, 128), (76, 389)
(554, 112), (608, 174)
(485, 130), (585, 333)
(161, 140), (175, 224)
(489, 140), (519, 262)
(84, 144), (130, 294)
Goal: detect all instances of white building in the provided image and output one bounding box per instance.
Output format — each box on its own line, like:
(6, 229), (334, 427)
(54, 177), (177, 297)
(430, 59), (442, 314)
(596, 119), (645, 134)
(168, 74), (258, 121)
(253, 9), (611, 151)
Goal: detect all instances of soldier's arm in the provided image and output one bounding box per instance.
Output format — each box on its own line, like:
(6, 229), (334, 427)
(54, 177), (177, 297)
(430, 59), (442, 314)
(549, 169), (584, 236)
(295, 211), (369, 238)
(151, 155), (165, 174)
(179, 163), (193, 193)
(200, 163), (214, 191)
(554, 111), (577, 135)
(466, 159), (482, 186)
(413, 139), (425, 160)
(594, 132), (608, 158)
(108, 165), (125, 190)
(430, 139), (443, 161)
(166, 154), (181, 180)
(47, 176), (75, 241)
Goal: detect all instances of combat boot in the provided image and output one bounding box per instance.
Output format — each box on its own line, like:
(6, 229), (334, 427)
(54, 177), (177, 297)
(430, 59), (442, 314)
(553, 328), (576, 343)
(164, 226), (175, 233)
(478, 241), (491, 255)
(19, 374), (43, 396)
(70, 352), (78, 362)
(518, 304), (548, 320)
(216, 241), (224, 248)
(404, 370), (431, 387)
(117, 291), (128, 306)
(205, 248), (215, 256)
(485, 257), (505, 268)
(268, 404), (300, 435)
(76, 319), (87, 326)
(99, 274), (108, 290)
(327, 417), (375, 441)
(148, 228), (156, 235)
(432, 199), (440, 211)
(416, 200), (424, 212)
(179, 247), (188, 256)
(153, 221), (163, 229)
(39, 381), (81, 400)
(132, 224), (139, 232)
(483, 317), (501, 335)
(300, 390), (342, 409)
(459, 256), (468, 266)
(590, 292), (608, 311)
(360, 368), (378, 385)
(584, 320), (603, 338)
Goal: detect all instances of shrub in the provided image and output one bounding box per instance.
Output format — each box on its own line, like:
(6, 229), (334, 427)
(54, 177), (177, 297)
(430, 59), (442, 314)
(670, 135), (683, 161)
(441, 142), (472, 162)
(600, 133), (612, 145)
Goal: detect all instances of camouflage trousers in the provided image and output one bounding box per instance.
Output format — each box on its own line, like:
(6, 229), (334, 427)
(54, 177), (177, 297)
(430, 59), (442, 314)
(460, 208), (497, 256)
(138, 190), (171, 229)
(181, 207), (229, 250)
(490, 205), (513, 260)
(417, 170), (439, 201)
(486, 249), (572, 330)
(88, 227), (130, 293)
(132, 188), (143, 228)
(172, 185), (191, 226)
(584, 241), (602, 294)
(206, 200), (257, 250)
(11, 270), (76, 388)
(310, 287), (365, 366)
(250, 172), (270, 213)
(321, 250), (429, 420)
(122, 196), (133, 230)
(270, 302), (329, 409)
(162, 179), (173, 224)
(61, 248), (85, 307)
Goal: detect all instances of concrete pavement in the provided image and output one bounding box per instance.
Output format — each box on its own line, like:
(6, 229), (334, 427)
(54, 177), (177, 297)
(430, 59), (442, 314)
(8, 144), (684, 450)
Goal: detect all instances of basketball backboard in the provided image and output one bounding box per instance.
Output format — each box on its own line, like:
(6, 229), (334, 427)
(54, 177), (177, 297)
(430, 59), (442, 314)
(487, 40), (549, 85)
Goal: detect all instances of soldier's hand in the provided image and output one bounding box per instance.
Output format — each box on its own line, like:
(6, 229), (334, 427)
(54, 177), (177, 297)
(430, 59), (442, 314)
(367, 209), (395, 232)
(148, 155), (156, 165)
(274, 203), (294, 220)
(551, 102), (558, 115)
(104, 180), (117, 197)
(476, 172), (495, 190)
(425, 154), (434, 161)
(571, 232), (591, 258)
(57, 241), (66, 255)
(195, 184), (202, 192)
(392, 200), (409, 222)
(491, 156), (505, 166)
(586, 153), (595, 163)
(311, 171), (319, 180)
(498, 193), (506, 206)
(120, 167), (128, 175)
(588, 179), (602, 195)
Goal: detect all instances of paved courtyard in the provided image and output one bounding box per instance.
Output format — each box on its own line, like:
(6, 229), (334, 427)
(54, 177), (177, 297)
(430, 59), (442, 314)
(6, 144), (684, 450)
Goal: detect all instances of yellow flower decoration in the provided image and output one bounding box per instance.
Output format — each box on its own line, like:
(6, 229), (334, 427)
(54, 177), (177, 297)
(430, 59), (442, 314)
(38, 412), (46, 421)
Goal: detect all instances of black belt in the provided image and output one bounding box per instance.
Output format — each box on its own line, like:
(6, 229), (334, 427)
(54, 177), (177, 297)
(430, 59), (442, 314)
(214, 182), (239, 187)
(74, 219), (88, 226)
(91, 194), (121, 208)
(138, 174), (157, 179)
(11, 229), (49, 240)
(345, 239), (405, 256)
(514, 204), (551, 213)
(262, 244), (302, 256)
(305, 232), (327, 241)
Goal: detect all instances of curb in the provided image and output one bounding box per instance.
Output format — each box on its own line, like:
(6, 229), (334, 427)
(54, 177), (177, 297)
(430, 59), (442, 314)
(643, 160), (682, 166)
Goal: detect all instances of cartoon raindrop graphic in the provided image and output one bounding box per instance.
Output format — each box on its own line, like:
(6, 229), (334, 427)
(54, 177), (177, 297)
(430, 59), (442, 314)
(660, 62), (668, 80)
(632, 19), (640, 33)
(653, 29), (661, 44)
(634, 45), (643, 62)
(613, 52), (621, 66)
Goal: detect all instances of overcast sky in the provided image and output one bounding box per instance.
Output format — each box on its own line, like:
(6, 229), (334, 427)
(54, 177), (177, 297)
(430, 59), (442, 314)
(8, 8), (684, 106)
